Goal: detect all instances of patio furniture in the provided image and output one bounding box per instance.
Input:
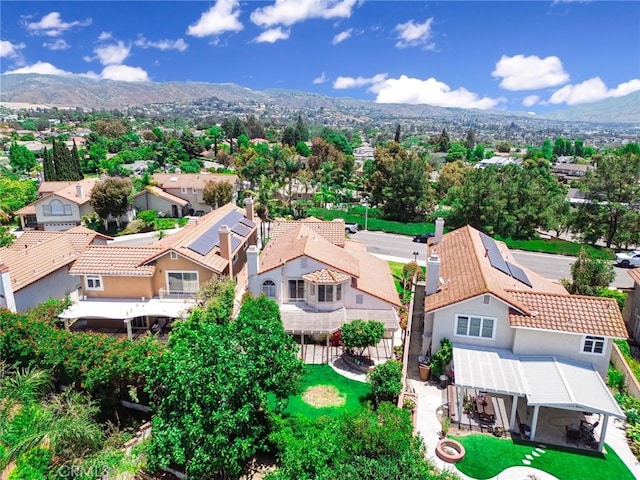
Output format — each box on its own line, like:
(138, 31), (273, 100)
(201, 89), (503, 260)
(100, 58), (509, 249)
(566, 424), (580, 446)
(475, 393), (495, 421)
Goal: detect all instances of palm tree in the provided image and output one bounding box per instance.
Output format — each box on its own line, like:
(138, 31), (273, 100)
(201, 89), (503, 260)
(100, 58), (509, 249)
(282, 157), (303, 212)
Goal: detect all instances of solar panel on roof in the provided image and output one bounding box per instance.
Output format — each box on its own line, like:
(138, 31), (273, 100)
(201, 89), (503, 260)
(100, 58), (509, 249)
(479, 232), (510, 275)
(239, 217), (256, 228)
(232, 223), (252, 237)
(231, 236), (242, 252)
(506, 261), (532, 287)
(223, 210), (244, 226)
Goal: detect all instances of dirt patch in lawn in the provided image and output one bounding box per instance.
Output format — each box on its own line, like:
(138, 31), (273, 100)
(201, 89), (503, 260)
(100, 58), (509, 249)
(302, 385), (346, 408)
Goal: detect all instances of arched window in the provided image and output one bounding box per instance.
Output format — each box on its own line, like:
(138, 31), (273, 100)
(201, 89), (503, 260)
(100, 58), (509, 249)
(43, 199), (71, 216)
(262, 280), (276, 298)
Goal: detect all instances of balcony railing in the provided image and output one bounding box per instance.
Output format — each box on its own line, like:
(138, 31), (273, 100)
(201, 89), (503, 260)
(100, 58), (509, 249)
(158, 288), (198, 300)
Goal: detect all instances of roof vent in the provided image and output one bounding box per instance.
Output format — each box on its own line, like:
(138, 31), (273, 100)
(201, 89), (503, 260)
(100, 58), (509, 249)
(169, 177), (178, 182)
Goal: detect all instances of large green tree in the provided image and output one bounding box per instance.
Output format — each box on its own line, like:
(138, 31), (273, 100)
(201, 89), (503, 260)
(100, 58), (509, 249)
(202, 180), (234, 209)
(8, 142), (37, 173)
(561, 248), (615, 296)
(89, 177), (133, 228)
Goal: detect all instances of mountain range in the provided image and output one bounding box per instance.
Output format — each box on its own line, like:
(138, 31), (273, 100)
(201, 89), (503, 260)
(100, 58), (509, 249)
(0, 73), (638, 125)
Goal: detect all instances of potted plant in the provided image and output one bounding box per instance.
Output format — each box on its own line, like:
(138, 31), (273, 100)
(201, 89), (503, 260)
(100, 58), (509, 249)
(440, 417), (451, 439)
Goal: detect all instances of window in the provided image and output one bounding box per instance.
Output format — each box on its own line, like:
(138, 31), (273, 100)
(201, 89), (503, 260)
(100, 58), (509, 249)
(582, 336), (605, 355)
(356, 294), (363, 305)
(262, 280), (276, 298)
(167, 271), (198, 294)
(42, 199), (72, 216)
(85, 275), (103, 291)
(318, 285), (334, 302)
(170, 251), (178, 260)
(336, 284), (342, 301)
(301, 257), (307, 268)
(192, 188), (197, 194)
(181, 187), (187, 194)
(483, 295), (490, 305)
(455, 315), (495, 339)
(288, 280), (304, 301)
(310, 284), (316, 296)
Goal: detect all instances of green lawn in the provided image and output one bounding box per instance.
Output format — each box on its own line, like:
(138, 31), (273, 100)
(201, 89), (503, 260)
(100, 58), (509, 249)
(454, 435), (635, 480)
(284, 364), (371, 420)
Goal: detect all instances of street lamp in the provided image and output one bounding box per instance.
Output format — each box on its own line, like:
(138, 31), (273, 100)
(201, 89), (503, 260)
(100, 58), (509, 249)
(413, 251), (419, 263)
(363, 196), (369, 231)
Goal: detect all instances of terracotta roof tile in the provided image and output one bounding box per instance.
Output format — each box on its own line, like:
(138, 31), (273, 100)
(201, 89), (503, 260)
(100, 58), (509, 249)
(152, 173), (238, 190)
(628, 268), (640, 285)
(508, 291), (627, 338)
(38, 181), (76, 194)
(70, 246), (163, 276)
(12, 228), (109, 251)
(48, 178), (97, 205)
(15, 204), (36, 215)
(270, 219), (346, 246)
(302, 269), (351, 284)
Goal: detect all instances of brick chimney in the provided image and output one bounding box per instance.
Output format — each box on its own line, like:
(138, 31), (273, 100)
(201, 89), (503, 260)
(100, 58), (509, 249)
(76, 183), (84, 199)
(434, 217), (444, 244)
(218, 225), (233, 277)
(247, 245), (260, 296)
(425, 250), (441, 296)
(245, 197), (254, 221)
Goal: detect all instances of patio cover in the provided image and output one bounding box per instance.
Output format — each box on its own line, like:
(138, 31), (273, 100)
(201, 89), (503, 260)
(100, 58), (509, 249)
(453, 343), (624, 418)
(280, 306), (398, 334)
(59, 298), (195, 320)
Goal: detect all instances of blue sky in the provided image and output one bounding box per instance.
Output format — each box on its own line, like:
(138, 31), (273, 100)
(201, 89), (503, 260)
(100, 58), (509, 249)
(1, 1), (639, 113)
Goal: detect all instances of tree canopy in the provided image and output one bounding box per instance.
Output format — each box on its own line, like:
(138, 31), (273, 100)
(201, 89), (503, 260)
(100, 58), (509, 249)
(89, 177), (132, 227)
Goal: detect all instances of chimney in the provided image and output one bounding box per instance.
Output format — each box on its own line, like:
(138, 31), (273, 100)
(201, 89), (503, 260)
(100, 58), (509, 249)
(76, 183), (84, 199)
(425, 250), (441, 295)
(218, 225), (233, 278)
(434, 217), (444, 244)
(245, 197), (254, 221)
(247, 245), (260, 296)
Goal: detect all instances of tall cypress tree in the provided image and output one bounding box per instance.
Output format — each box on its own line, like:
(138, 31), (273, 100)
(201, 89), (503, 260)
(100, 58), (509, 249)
(42, 146), (57, 181)
(71, 139), (84, 180)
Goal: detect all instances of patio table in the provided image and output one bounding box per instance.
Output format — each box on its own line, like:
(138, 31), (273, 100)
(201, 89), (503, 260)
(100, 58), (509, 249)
(475, 394), (495, 421)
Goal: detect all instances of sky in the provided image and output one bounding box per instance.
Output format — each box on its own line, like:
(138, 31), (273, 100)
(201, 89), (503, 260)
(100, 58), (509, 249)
(1, 1), (639, 114)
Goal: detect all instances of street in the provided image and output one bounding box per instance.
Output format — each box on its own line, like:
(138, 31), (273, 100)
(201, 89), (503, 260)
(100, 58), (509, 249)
(352, 230), (634, 289)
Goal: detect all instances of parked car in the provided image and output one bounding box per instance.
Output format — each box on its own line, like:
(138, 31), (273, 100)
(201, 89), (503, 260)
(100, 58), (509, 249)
(345, 222), (359, 234)
(413, 233), (435, 243)
(615, 250), (640, 268)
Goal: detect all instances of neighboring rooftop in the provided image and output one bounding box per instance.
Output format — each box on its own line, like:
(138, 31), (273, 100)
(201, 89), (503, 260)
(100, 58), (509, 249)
(270, 217), (346, 246)
(152, 173), (238, 190)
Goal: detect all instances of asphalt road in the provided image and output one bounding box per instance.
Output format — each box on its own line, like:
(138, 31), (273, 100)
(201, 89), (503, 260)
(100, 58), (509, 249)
(353, 230), (634, 289)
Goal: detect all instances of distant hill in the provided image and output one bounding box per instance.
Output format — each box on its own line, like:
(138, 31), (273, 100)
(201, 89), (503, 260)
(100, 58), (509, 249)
(539, 91), (640, 123)
(0, 73), (638, 125)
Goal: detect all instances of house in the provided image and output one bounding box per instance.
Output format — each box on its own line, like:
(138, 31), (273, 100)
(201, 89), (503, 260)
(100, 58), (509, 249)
(58, 201), (258, 339)
(246, 220), (400, 362)
(132, 186), (189, 218)
(15, 178), (98, 231)
(421, 219), (626, 450)
(0, 227), (110, 312)
(623, 269), (640, 344)
(553, 163), (592, 181)
(474, 156), (520, 169)
(152, 173), (240, 215)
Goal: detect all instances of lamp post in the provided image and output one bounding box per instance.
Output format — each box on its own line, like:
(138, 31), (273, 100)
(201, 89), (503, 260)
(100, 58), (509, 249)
(364, 196), (369, 231)
(413, 251), (419, 263)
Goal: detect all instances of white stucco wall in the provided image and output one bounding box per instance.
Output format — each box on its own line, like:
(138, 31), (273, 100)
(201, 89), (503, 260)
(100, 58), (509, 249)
(36, 197), (81, 224)
(512, 328), (611, 378)
(14, 265), (81, 312)
(429, 294), (515, 354)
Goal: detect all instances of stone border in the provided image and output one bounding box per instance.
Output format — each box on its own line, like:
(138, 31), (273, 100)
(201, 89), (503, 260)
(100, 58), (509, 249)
(435, 438), (465, 463)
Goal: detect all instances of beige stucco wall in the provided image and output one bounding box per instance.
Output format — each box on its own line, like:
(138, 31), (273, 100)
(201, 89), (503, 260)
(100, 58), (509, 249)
(152, 253), (218, 293)
(82, 275), (154, 299)
(133, 193), (185, 218)
(512, 328), (611, 378)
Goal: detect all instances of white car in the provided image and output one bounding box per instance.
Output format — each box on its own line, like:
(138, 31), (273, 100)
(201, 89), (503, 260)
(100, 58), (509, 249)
(615, 250), (640, 268)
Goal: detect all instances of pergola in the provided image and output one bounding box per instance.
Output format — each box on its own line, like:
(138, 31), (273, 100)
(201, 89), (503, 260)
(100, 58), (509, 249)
(452, 343), (624, 452)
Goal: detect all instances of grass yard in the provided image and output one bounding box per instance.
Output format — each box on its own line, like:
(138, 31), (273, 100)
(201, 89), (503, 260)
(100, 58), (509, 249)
(454, 435), (635, 480)
(284, 365), (371, 420)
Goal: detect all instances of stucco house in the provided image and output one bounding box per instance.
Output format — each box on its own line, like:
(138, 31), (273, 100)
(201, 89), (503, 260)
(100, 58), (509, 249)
(421, 219), (627, 451)
(623, 269), (640, 343)
(151, 173), (240, 215)
(0, 227), (110, 312)
(247, 219), (401, 362)
(132, 186), (189, 218)
(59, 201), (258, 339)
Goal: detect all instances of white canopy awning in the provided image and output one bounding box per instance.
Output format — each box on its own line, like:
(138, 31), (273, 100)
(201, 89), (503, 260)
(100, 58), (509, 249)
(453, 343), (624, 419)
(59, 298), (195, 320)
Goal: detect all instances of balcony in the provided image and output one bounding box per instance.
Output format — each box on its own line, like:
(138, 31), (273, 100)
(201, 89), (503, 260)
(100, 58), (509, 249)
(158, 288), (198, 300)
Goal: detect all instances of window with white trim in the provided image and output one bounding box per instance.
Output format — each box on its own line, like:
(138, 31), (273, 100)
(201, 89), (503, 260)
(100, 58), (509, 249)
(170, 251), (178, 260)
(582, 335), (605, 355)
(455, 315), (495, 339)
(181, 187), (187, 194)
(167, 271), (198, 294)
(42, 199), (72, 216)
(85, 275), (103, 291)
(318, 285), (334, 302)
(336, 284), (342, 301)
(262, 280), (276, 298)
(192, 188), (197, 194)
(356, 294), (363, 305)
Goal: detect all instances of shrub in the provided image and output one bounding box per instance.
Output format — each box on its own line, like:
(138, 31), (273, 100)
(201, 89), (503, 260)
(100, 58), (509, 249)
(607, 365), (626, 393)
(430, 338), (453, 378)
(341, 320), (385, 357)
(368, 360), (403, 404)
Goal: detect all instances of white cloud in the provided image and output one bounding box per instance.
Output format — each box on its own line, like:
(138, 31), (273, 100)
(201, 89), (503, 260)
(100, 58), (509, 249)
(134, 36), (188, 52)
(332, 29), (352, 45)
(100, 64), (149, 82)
(393, 18), (434, 49)
(313, 72), (328, 84)
(253, 28), (290, 43)
(25, 12), (91, 37)
(548, 77), (640, 105)
(5, 61), (70, 75)
(492, 54), (570, 91)
(43, 39), (70, 51)
(368, 75), (504, 109)
(251, 0), (360, 28)
(98, 31), (112, 41)
(187, 0), (243, 38)
(94, 41), (130, 66)
(334, 73), (388, 89)
(0, 40), (25, 58)
(522, 95), (540, 107)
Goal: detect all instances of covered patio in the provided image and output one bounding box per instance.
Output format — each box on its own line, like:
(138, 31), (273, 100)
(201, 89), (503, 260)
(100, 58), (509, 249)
(59, 297), (196, 340)
(451, 343), (625, 452)
(280, 304), (399, 364)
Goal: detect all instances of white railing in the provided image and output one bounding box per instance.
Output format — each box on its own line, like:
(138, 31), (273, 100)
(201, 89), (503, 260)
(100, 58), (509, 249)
(158, 288), (198, 300)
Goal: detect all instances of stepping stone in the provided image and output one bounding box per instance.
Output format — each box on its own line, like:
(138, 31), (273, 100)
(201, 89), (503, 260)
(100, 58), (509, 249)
(535, 447), (546, 453)
(531, 451), (540, 457)
(522, 459), (531, 465)
(525, 454), (533, 461)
